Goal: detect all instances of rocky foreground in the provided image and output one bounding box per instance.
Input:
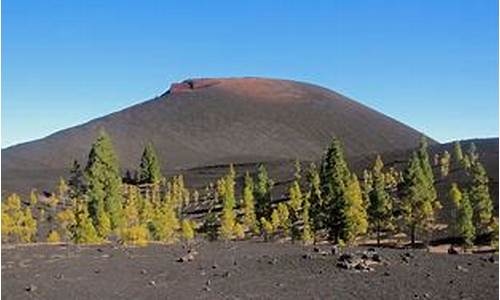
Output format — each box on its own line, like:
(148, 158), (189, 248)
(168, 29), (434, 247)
(2, 240), (498, 299)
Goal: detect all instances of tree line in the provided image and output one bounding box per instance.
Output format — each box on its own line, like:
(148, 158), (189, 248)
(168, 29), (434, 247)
(2, 131), (497, 250)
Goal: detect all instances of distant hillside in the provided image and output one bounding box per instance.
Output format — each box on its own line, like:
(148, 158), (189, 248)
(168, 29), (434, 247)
(3, 77), (432, 195)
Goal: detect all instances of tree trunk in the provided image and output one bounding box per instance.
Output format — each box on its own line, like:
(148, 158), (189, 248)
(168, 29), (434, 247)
(377, 221), (381, 247)
(411, 224), (416, 247)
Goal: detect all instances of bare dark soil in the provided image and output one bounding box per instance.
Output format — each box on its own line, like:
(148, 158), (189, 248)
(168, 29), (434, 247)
(3, 77), (429, 196)
(2, 241), (498, 299)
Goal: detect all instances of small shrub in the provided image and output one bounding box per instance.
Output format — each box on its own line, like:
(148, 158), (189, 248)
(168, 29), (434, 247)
(47, 230), (61, 243)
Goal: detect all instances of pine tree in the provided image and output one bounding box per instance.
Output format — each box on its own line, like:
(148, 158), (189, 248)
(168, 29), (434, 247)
(181, 219), (195, 241)
(96, 202), (111, 238)
(319, 138), (353, 243)
(288, 180), (303, 240)
(56, 208), (76, 242)
(139, 142), (162, 184)
(449, 183), (462, 236)
(1, 194), (37, 243)
(450, 186), (475, 247)
(219, 165), (237, 240)
(344, 174), (368, 243)
(233, 222), (246, 240)
(47, 230), (61, 243)
(276, 203), (290, 237)
(170, 175), (189, 214)
(271, 209), (281, 235)
(85, 130), (124, 230)
(401, 152), (440, 246)
(29, 189), (38, 206)
(68, 159), (86, 198)
(293, 159), (302, 181)
(301, 197), (314, 244)
(260, 217), (274, 241)
(307, 163), (324, 235)
(361, 169), (373, 211)
(57, 178), (69, 207)
(491, 217), (499, 251)
(469, 161), (493, 235)
(255, 164), (273, 219)
(467, 142), (479, 166)
(439, 150), (451, 178)
(242, 172), (258, 234)
(453, 141), (464, 163)
(417, 137), (438, 208)
(120, 185), (149, 246)
(73, 203), (101, 244)
(151, 191), (180, 243)
(368, 156), (392, 246)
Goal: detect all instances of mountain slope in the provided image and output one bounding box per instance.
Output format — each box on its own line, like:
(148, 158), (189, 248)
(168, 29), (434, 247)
(2, 77), (431, 195)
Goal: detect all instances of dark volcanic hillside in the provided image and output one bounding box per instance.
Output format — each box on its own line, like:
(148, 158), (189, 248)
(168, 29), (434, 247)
(3, 77), (430, 195)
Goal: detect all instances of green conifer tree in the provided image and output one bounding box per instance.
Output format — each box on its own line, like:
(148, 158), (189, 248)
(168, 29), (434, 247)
(344, 174), (368, 243)
(301, 197), (314, 244)
(401, 152), (440, 246)
(68, 159), (86, 198)
(449, 183), (462, 236)
(450, 185), (475, 247)
(85, 130), (124, 230)
(469, 161), (493, 235)
(319, 138), (352, 243)
(255, 164), (273, 219)
(439, 150), (451, 178)
(242, 172), (258, 234)
(1, 194), (37, 243)
(73, 203), (101, 244)
(453, 141), (464, 163)
(120, 185), (149, 246)
(467, 142), (479, 166)
(307, 163), (324, 235)
(260, 217), (274, 241)
(288, 180), (303, 240)
(151, 194), (180, 243)
(219, 165), (237, 240)
(417, 137), (439, 209)
(139, 142), (162, 184)
(368, 156), (392, 246)
(181, 219), (195, 241)
(276, 203), (290, 237)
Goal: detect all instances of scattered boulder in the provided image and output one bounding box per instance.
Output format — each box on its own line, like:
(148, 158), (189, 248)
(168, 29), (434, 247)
(336, 251), (381, 272)
(177, 253), (195, 263)
(448, 246), (459, 255)
(202, 286), (211, 292)
(331, 246), (340, 256)
(354, 261), (374, 272)
(481, 255), (498, 264)
(25, 284), (37, 292)
(456, 265), (468, 272)
(54, 273), (64, 280)
(302, 253), (313, 260)
(140, 269), (148, 275)
(148, 280), (156, 287)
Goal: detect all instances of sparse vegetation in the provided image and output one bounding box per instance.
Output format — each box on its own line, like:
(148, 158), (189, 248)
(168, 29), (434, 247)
(3, 133), (495, 253)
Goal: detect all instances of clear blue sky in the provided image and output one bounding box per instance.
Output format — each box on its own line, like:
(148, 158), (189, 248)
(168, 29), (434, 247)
(2, 0), (498, 148)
